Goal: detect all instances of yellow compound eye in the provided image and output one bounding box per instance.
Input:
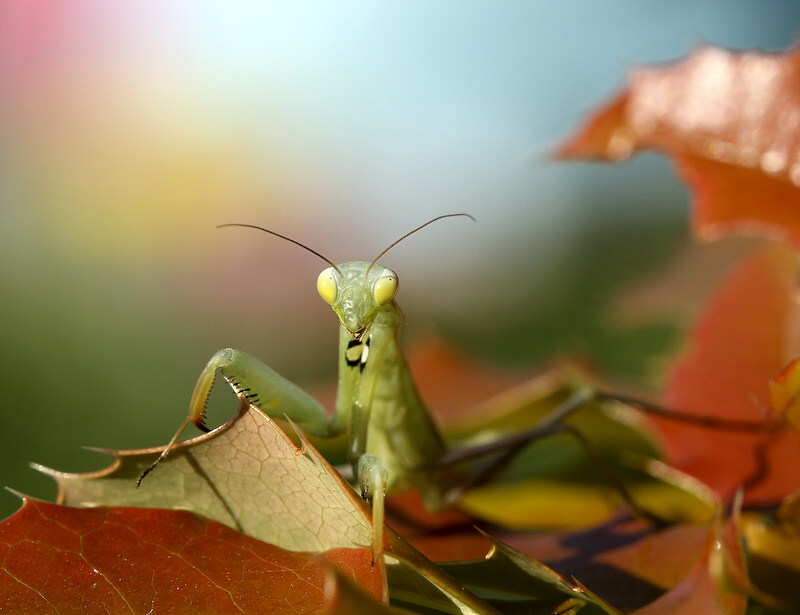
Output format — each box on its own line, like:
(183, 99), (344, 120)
(372, 269), (399, 306)
(317, 267), (338, 305)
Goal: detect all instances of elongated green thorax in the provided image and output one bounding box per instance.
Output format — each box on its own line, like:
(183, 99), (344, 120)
(321, 261), (451, 511)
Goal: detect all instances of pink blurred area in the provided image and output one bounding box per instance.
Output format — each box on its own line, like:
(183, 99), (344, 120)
(0, 3), (337, 356)
(0, 3), (303, 260)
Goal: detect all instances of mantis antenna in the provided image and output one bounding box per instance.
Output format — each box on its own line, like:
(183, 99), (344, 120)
(219, 214), (476, 276)
(217, 223), (342, 275)
(366, 212), (476, 275)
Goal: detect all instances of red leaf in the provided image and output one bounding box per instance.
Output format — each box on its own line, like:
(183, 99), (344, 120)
(656, 243), (800, 503)
(558, 46), (800, 249)
(0, 498), (383, 615)
(632, 510), (747, 615)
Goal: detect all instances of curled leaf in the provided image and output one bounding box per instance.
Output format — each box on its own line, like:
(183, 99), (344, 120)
(558, 45), (800, 249)
(36, 398), (374, 553)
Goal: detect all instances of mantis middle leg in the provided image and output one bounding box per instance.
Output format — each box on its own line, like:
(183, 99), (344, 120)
(434, 388), (667, 525)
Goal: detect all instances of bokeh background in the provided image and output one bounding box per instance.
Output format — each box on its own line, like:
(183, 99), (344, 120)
(1, 2), (799, 520)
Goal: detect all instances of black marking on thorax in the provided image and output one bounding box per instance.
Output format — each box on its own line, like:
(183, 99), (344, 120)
(345, 337), (371, 372)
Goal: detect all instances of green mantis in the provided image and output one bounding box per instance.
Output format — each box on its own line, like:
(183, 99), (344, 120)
(138, 214), (473, 557)
(136, 213), (779, 559)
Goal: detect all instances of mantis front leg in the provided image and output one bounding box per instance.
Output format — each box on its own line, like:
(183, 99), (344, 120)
(137, 348), (338, 486)
(138, 343), (399, 559)
(192, 348), (336, 437)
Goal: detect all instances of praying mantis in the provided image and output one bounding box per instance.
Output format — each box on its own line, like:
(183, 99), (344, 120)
(138, 214), (474, 557)
(136, 213), (775, 559)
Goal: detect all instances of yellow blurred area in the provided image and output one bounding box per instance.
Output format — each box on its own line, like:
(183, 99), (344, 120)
(6, 72), (296, 268)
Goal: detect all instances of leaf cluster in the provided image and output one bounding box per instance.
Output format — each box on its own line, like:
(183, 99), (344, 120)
(6, 44), (800, 614)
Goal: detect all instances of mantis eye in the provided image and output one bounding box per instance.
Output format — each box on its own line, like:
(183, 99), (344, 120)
(317, 267), (338, 305)
(372, 269), (399, 306)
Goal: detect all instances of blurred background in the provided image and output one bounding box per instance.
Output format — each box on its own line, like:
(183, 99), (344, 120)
(1, 2), (799, 519)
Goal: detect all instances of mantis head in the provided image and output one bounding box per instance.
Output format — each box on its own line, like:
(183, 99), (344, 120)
(317, 261), (398, 340)
(218, 213), (474, 340)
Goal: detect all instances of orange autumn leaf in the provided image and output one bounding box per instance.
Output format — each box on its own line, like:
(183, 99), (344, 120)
(558, 46), (800, 250)
(633, 507), (747, 615)
(656, 242), (800, 504)
(0, 499), (383, 615)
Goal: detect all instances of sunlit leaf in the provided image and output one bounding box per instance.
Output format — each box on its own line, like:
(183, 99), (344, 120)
(391, 505), (734, 612)
(380, 531), (504, 615)
(38, 398), (374, 553)
(399, 493), (752, 614)
(558, 45), (800, 250)
(0, 498), (383, 615)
